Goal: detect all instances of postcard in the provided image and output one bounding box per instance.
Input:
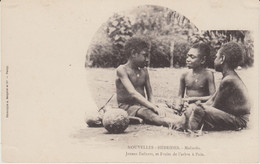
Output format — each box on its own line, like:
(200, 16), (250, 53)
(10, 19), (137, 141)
(1, 0), (259, 163)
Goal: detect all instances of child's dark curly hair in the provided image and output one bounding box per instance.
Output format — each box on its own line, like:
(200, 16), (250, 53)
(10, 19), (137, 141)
(192, 43), (210, 67)
(124, 37), (149, 57)
(219, 42), (244, 69)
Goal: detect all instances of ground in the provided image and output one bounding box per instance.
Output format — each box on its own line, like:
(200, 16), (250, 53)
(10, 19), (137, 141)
(72, 67), (255, 146)
(66, 67), (258, 163)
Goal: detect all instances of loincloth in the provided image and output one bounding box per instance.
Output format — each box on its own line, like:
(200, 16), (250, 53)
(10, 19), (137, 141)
(118, 103), (148, 117)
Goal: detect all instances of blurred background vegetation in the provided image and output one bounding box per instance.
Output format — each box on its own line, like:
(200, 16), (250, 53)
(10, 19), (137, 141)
(86, 5), (254, 68)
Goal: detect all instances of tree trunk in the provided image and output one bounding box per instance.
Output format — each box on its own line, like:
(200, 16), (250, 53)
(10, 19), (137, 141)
(148, 41), (152, 67)
(170, 41), (175, 68)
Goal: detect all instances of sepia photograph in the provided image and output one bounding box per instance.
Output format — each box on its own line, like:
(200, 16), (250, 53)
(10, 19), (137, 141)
(1, 0), (259, 163)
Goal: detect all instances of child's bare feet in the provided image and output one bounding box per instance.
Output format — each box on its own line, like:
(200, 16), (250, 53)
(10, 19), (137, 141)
(165, 115), (186, 131)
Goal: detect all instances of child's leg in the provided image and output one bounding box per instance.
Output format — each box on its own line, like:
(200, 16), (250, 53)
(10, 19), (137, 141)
(185, 104), (205, 130)
(202, 105), (247, 130)
(136, 108), (186, 129)
(136, 108), (169, 126)
(188, 104), (247, 131)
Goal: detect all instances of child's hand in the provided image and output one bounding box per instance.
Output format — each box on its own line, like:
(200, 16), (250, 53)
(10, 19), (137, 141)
(153, 106), (166, 117)
(174, 98), (184, 110)
(195, 100), (202, 106)
(182, 97), (191, 103)
(165, 100), (173, 109)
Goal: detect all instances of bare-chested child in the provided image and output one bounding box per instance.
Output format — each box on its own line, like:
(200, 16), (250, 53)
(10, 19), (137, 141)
(186, 42), (251, 131)
(177, 43), (216, 107)
(116, 37), (183, 128)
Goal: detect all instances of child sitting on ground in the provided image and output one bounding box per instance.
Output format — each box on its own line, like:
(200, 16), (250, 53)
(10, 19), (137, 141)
(86, 37), (185, 129)
(173, 43), (216, 112)
(116, 37), (184, 129)
(185, 42), (251, 131)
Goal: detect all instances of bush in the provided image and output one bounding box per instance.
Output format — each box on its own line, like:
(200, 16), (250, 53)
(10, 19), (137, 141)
(86, 6), (199, 68)
(172, 42), (190, 67)
(190, 30), (254, 68)
(149, 37), (170, 67)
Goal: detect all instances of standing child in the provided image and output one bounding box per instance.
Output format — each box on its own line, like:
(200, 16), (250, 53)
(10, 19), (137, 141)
(174, 43), (216, 110)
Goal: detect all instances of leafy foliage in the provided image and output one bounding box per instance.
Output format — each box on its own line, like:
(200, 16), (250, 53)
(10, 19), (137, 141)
(86, 6), (254, 68)
(190, 30), (254, 68)
(87, 14), (133, 67)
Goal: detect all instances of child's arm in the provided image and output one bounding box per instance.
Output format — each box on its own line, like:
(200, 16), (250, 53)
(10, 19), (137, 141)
(174, 73), (186, 109)
(183, 96), (210, 103)
(144, 68), (154, 103)
(178, 73), (186, 99)
(208, 71), (216, 96)
(117, 66), (165, 116)
(205, 91), (217, 105)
